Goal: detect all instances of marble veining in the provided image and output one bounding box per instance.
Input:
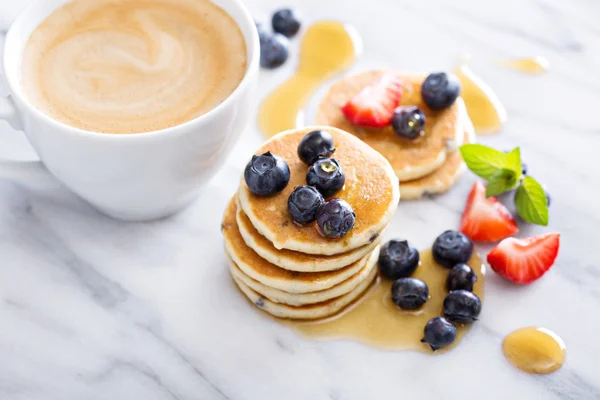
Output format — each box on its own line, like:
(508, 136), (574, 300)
(1, 0), (600, 399)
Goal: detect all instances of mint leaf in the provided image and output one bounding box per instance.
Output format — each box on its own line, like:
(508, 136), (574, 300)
(460, 144), (508, 180)
(515, 176), (549, 226)
(504, 147), (522, 181)
(486, 169), (519, 197)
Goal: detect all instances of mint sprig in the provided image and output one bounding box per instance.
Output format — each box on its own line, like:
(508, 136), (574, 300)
(460, 143), (550, 226)
(515, 176), (549, 226)
(459, 144), (509, 180)
(486, 169), (519, 197)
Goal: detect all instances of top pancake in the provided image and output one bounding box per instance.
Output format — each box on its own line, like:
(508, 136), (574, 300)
(316, 71), (465, 182)
(238, 126), (400, 255)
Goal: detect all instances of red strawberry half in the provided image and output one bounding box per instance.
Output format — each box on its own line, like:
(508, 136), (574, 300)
(341, 73), (402, 128)
(487, 233), (560, 284)
(460, 181), (518, 242)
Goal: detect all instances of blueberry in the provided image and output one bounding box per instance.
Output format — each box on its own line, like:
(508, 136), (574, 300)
(255, 22), (269, 45)
(443, 290), (482, 323)
(421, 317), (457, 351)
(260, 33), (289, 69)
(432, 230), (474, 268)
(298, 130), (335, 165)
(421, 72), (461, 110)
(391, 278), (429, 310)
(271, 8), (302, 38)
(543, 186), (551, 207)
(316, 199), (355, 238)
(391, 106), (425, 140)
(378, 240), (420, 279)
(287, 186), (324, 224)
(306, 158), (345, 197)
(244, 152), (290, 196)
(446, 263), (477, 292)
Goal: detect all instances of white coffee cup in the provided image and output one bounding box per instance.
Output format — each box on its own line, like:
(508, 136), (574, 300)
(0, 0), (259, 221)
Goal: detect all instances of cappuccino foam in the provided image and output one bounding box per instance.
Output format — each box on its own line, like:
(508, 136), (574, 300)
(22, 0), (247, 134)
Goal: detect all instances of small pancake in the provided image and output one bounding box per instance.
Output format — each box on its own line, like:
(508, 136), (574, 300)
(400, 113), (476, 200)
(236, 200), (382, 272)
(227, 246), (379, 306)
(238, 126), (400, 255)
(222, 198), (371, 293)
(316, 71), (465, 182)
(231, 261), (377, 320)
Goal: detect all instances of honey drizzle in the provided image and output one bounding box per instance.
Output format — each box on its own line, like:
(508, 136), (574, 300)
(499, 56), (549, 75)
(502, 327), (566, 374)
(285, 249), (485, 353)
(259, 21), (360, 138)
(454, 63), (507, 136)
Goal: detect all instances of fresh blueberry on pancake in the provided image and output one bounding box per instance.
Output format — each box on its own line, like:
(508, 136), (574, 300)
(421, 317), (457, 351)
(391, 106), (426, 140)
(378, 239), (420, 279)
(271, 8), (302, 38)
(421, 72), (461, 110)
(432, 230), (474, 268)
(287, 186), (325, 224)
(316, 199), (355, 238)
(306, 158), (345, 197)
(244, 152), (290, 196)
(298, 130), (336, 165)
(391, 278), (429, 310)
(443, 290), (482, 323)
(446, 263), (477, 292)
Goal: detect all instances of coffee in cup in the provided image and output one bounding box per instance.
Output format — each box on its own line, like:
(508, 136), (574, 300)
(21, 0), (247, 134)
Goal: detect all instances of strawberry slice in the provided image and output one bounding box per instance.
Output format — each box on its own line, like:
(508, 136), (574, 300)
(460, 181), (518, 242)
(487, 233), (560, 284)
(341, 73), (402, 128)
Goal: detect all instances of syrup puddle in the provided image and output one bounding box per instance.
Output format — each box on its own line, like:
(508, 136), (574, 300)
(258, 21), (361, 138)
(285, 249), (485, 353)
(499, 56), (549, 75)
(503, 327), (566, 374)
(454, 63), (507, 136)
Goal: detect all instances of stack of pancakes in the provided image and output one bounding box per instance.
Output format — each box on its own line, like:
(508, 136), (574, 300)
(222, 126), (400, 319)
(316, 71), (476, 200)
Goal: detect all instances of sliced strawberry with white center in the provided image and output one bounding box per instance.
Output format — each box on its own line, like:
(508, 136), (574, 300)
(341, 73), (403, 128)
(487, 233), (560, 284)
(460, 181), (519, 242)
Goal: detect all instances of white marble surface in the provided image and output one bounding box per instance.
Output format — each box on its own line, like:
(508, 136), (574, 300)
(1, 0), (600, 398)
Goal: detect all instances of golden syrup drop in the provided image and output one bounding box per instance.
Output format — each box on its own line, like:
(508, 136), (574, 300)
(258, 21), (360, 138)
(286, 249), (485, 353)
(454, 63), (507, 135)
(500, 56), (549, 75)
(503, 327), (566, 374)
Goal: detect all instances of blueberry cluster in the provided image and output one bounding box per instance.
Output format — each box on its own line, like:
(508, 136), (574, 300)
(377, 230), (482, 351)
(256, 8), (302, 69)
(243, 130), (356, 239)
(390, 72), (461, 140)
(288, 130), (355, 239)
